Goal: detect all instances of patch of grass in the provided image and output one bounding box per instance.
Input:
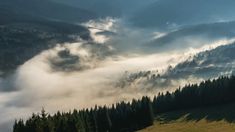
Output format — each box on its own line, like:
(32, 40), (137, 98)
(139, 103), (235, 132)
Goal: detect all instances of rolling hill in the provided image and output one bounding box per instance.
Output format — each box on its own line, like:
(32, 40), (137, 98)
(139, 103), (235, 132)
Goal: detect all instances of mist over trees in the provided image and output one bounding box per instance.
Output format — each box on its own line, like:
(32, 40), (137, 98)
(0, 0), (95, 75)
(2, 0), (235, 131)
(14, 76), (235, 132)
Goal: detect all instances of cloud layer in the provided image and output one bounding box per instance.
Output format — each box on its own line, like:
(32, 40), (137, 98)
(1, 16), (235, 131)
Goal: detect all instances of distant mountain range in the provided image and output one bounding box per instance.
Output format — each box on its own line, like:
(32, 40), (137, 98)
(1, 0), (235, 77)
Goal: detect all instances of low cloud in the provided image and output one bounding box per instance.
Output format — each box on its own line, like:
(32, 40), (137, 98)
(1, 17), (235, 131)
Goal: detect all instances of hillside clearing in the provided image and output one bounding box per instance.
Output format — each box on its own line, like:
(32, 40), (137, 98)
(139, 103), (235, 132)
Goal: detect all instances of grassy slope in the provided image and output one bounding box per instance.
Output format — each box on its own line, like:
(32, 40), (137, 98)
(139, 103), (235, 132)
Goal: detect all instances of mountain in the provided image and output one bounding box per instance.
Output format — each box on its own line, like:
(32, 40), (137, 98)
(0, 0), (94, 75)
(0, 19), (91, 75)
(117, 42), (235, 90)
(131, 0), (235, 29)
(168, 42), (235, 79)
(147, 21), (235, 52)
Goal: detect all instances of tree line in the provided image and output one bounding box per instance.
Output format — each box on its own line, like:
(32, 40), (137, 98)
(14, 76), (235, 132)
(13, 97), (154, 132)
(152, 76), (235, 114)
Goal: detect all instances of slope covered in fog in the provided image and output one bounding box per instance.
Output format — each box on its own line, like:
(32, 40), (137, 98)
(0, 0), (93, 75)
(1, 0), (235, 131)
(0, 20), (90, 75)
(117, 42), (235, 91)
(169, 42), (235, 79)
(147, 21), (235, 52)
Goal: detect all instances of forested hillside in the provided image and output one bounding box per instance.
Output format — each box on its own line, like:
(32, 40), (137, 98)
(14, 97), (154, 132)
(13, 76), (235, 132)
(0, 0), (93, 75)
(0, 19), (90, 74)
(2, 0), (235, 132)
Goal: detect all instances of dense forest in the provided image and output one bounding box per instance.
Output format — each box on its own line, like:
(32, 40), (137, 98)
(13, 76), (235, 132)
(13, 97), (154, 132)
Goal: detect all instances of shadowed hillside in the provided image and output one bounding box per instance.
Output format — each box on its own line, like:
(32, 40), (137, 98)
(0, 0), (94, 75)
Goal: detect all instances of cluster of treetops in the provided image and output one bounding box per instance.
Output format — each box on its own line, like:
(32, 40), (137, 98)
(14, 76), (235, 132)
